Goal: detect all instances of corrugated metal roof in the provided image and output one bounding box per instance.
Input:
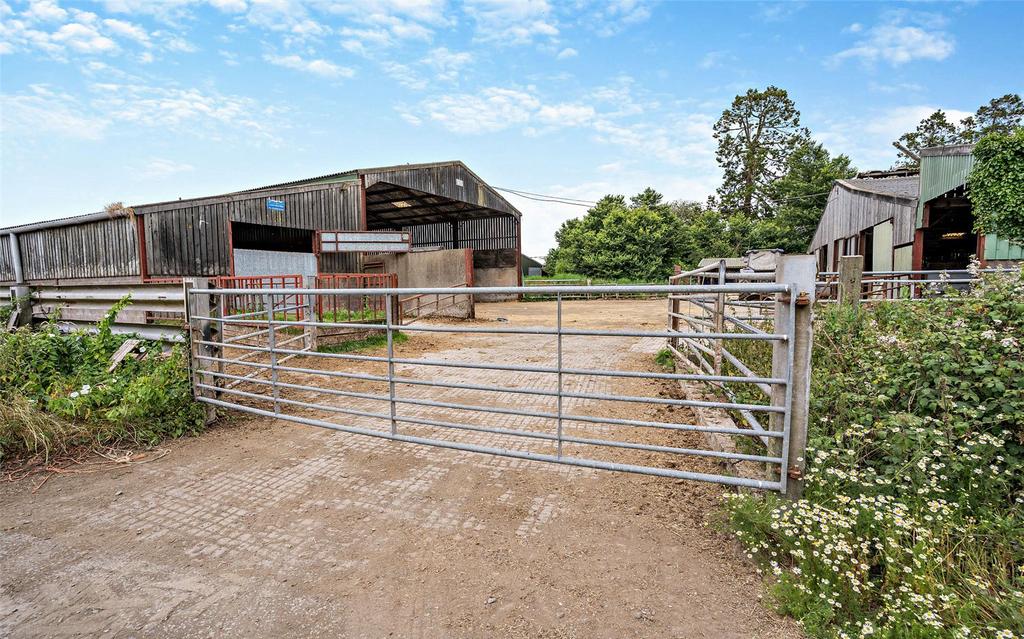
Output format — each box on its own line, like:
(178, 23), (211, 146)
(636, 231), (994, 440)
(837, 176), (920, 200)
(920, 143), (975, 158)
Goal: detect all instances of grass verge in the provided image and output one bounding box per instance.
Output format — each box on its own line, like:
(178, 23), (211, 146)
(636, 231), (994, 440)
(316, 331), (408, 354)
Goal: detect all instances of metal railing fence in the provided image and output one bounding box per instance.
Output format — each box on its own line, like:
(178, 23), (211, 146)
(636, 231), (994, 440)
(187, 283), (806, 492)
(399, 282), (472, 322)
(315, 273), (396, 325)
(214, 274), (306, 321)
(28, 281), (187, 342)
(815, 268), (1013, 302)
(667, 261), (783, 444)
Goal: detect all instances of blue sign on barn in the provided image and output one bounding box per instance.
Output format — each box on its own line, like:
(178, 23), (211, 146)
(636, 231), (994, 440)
(267, 198), (285, 211)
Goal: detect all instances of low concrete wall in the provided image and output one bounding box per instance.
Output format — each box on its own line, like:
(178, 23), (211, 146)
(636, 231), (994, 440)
(382, 249), (473, 319)
(473, 248), (518, 301)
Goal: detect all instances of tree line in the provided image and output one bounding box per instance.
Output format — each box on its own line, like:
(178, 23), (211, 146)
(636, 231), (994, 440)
(546, 90), (1023, 280)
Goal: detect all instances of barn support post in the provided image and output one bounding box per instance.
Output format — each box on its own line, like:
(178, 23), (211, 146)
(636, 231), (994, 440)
(838, 255), (864, 308)
(135, 214), (148, 282)
(8, 233), (25, 284)
(770, 255), (815, 500)
(186, 277), (221, 425)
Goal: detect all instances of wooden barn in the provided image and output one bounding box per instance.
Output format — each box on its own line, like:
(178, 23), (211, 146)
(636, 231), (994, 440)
(0, 161), (522, 289)
(809, 144), (1023, 272)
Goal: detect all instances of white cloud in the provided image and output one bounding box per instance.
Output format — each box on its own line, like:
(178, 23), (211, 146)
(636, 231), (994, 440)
(699, 50), (730, 69)
(219, 49), (240, 66)
(381, 60), (427, 89)
(536, 103), (595, 127)
(84, 81), (286, 143)
(140, 157), (195, 179)
(421, 47), (472, 81)
(324, 0), (450, 51)
(830, 12), (955, 67)
(464, 0), (558, 45)
(591, 0), (652, 36)
(210, 0), (247, 12)
(263, 53), (355, 79)
(815, 104), (973, 168)
(555, 47), (577, 60)
(0, 84), (109, 140)
(756, 2), (807, 22)
(51, 22), (118, 53)
(102, 18), (150, 46)
(597, 161), (626, 173)
(24, 0), (67, 22)
(415, 87), (541, 133)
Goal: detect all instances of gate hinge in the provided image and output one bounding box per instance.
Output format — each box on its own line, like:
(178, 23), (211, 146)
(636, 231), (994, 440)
(787, 467), (803, 480)
(795, 292), (811, 307)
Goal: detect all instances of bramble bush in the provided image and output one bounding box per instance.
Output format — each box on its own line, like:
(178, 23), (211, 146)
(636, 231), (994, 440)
(0, 297), (205, 462)
(724, 268), (1024, 638)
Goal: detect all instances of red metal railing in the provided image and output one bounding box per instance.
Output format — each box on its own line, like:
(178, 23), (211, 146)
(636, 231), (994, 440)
(214, 274), (305, 321)
(315, 273), (397, 323)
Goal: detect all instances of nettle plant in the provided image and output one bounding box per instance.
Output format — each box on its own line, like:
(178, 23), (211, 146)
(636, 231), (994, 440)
(725, 268), (1024, 639)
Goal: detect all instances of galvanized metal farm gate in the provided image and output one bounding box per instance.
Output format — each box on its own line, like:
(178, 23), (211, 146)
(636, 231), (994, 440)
(185, 262), (814, 495)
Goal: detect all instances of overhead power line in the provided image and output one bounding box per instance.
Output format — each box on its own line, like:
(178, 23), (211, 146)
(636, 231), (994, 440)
(495, 184), (832, 210)
(494, 186), (596, 207)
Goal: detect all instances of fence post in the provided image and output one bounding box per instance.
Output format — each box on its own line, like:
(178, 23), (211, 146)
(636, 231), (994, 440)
(264, 292), (280, 415)
(667, 267), (680, 351)
(838, 255), (864, 308)
(770, 255), (815, 499)
(305, 292), (318, 351)
(8, 285), (33, 328)
(385, 293), (397, 435)
(185, 278), (220, 425)
(713, 259), (726, 375)
(556, 292), (564, 458)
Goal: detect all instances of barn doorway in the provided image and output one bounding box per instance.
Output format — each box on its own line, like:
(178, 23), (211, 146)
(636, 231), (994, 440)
(230, 222), (317, 282)
(922, 187), (976, 271)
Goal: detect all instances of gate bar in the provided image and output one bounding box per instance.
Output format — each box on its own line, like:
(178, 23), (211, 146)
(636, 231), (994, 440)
(196, 396), (784, 491)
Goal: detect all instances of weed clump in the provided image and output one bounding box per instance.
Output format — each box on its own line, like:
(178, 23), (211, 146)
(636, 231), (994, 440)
(0, 297), (205, 463)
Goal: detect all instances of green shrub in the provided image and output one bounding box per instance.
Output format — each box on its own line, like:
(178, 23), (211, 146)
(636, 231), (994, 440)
(0, 297), (205, 462)
(725, 269), (1024, 638)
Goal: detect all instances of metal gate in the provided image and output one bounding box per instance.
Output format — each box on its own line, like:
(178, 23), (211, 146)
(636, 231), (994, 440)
(186, 268), (813, 494)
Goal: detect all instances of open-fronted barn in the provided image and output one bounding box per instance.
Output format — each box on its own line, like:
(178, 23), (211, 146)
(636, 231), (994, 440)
(809, 144), (1023, 272)
(0, 161), (522, 288)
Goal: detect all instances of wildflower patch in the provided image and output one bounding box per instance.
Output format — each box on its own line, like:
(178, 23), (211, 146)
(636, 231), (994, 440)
(725, 268), (1024, 638)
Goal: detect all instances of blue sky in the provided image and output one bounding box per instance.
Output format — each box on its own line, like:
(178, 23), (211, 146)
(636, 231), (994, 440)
(1, 0), (1021, 255)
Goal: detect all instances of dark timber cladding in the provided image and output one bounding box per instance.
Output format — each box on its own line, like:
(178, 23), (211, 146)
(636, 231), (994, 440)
(0, 161), (522, 285)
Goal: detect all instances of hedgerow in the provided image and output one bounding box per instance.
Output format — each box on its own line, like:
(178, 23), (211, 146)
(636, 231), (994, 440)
(725, 268), (1024, 638)
(0, 297), (205, 462)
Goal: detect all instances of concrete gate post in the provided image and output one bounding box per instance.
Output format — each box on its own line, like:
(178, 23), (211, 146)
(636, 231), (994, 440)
(770, 255), (815, 499)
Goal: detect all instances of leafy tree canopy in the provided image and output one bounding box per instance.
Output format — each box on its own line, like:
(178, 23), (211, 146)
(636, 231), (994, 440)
(968, 129), (1024, 243)
(545, 190), (685, 281)
(894, 93), (1023, 166)
(714, 86), (808, 218)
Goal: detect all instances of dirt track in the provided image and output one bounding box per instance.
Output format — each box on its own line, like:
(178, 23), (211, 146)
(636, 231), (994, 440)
(0, 299), (799, 638)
